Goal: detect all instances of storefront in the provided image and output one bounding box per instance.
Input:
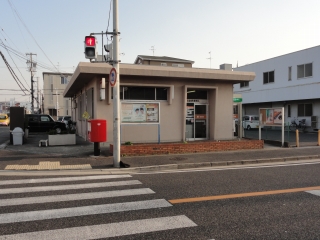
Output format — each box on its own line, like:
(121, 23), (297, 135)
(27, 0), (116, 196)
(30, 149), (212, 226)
(64, 62), (255, 145)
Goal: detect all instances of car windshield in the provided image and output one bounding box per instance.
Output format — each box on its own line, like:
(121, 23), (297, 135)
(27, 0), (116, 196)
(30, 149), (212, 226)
(0, 115), (7, 119)
(58, 117), (63, 121)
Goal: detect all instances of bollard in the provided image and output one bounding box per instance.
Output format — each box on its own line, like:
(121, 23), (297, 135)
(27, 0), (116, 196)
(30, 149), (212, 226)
(296, 129), (299, 147)
(318, 130), (320, 146)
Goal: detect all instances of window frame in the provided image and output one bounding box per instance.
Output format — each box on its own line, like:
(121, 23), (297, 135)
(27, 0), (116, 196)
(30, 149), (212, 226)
(61, 76), (68, 84)
(119, 86), (168, 101)
(287, 104), (291, 117)
(297, 103), (313, 117)
(288, 66), (292, 81)
(297, 63), (313, 79)
(240, 82), (249, 88)
(263, 71), (275, 84)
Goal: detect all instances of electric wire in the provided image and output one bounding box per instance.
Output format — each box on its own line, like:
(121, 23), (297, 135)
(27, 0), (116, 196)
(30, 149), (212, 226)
(6, 0), (30, 52)
(0, 39), (30, 88)
(7, 0), (68, 76)
(0, 51), (29, 94)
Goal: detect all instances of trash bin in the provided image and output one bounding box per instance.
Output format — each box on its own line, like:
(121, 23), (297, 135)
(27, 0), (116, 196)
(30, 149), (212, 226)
(12, 127), (24, 145)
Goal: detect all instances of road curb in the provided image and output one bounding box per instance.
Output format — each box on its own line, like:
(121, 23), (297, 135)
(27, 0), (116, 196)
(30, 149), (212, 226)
(0, 154), (319, 176)
(0, 140), (9, 149)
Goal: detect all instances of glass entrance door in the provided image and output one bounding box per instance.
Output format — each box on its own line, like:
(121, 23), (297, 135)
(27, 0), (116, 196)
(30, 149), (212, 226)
(186, 103), (208, 141)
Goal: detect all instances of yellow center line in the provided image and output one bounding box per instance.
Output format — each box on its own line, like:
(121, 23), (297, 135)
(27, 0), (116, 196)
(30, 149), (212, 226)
(169, 186), (320, 204)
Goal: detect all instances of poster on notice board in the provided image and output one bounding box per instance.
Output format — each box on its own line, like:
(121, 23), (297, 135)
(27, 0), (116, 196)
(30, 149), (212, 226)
(121, 103), (159, 123)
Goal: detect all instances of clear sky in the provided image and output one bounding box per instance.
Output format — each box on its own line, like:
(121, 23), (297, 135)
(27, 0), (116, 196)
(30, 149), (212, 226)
(1, 0), (320, 103)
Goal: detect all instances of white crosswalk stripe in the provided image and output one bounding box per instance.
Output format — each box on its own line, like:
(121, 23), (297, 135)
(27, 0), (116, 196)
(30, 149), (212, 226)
(0, 188), (155, 207)
(306, 190), (320, 197)
(0, 174), (132, 186)
(0, 180), (141, 194)
(0, 215), (197, 240)
(0, 174), (197, 239)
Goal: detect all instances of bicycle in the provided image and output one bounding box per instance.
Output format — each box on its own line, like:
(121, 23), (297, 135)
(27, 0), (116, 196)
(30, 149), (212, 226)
(289, 118), (306, 131)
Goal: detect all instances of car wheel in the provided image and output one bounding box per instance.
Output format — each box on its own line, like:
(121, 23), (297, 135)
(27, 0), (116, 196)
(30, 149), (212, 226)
(55, 127), (62, 134)
(247, 125), (251, 130)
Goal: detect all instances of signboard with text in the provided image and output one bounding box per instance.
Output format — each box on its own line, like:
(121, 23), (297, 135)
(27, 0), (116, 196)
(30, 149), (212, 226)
(121, 103), (160, 123)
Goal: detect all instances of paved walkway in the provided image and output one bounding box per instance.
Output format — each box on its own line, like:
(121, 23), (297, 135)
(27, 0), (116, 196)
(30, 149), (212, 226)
(1, 132), (320, 174)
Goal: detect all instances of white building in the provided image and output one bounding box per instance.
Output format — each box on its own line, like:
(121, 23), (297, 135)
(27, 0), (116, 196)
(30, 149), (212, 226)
(234, 45), (320, 131)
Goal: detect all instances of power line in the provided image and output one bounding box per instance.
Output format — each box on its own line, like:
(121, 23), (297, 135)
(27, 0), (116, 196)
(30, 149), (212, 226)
(0, 39), (30, 88)
(0, 50), (29, 94)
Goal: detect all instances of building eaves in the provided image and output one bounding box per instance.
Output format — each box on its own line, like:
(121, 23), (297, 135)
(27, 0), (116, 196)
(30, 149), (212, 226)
(64, 62), (255, 98)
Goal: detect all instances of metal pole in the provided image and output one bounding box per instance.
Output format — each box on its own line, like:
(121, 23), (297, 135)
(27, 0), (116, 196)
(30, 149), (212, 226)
(113, 0), (120, 168)
(281, 107), (284, 147)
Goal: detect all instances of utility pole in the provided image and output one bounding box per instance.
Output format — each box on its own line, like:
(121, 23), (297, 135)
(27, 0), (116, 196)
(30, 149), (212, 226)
(34, 77), (40, 112)
(207, 51), (211, 69)
(26, 53), (37, 113)
(150, 46), (155, 56)
(113, 0), (120, 168)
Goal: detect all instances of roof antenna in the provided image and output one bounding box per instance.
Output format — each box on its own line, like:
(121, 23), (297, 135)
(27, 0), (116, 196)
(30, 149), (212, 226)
(150, 46), (155, 56)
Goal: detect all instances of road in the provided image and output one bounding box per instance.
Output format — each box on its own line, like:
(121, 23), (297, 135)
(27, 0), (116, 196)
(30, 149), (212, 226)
(0, 126), (9, 145)
(1, 161), (320, 239)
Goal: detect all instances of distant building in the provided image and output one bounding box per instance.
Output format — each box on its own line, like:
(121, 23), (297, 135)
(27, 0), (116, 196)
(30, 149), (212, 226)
(234, 45), (320, 130)
(0, 102), (10, 114)
(134, 55), (194, 68)
(42, 72), (73, 120)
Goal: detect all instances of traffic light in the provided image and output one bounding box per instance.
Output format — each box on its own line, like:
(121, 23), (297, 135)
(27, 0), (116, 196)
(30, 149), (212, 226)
(84, 36), (97, 59)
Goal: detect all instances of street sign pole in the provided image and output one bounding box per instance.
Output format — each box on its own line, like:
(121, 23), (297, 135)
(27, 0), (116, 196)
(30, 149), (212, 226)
(112, 0), (120, 168)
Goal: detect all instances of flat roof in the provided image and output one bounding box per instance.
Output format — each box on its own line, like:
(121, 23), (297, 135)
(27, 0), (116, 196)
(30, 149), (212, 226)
(64, 62), (255, 97)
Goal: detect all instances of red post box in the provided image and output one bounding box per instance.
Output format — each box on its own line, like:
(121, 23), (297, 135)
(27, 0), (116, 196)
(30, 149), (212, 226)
(88, 119), (107, 142)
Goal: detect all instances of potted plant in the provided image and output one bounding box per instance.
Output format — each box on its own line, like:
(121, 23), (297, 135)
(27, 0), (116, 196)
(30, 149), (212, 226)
(48, 129), (76, 146)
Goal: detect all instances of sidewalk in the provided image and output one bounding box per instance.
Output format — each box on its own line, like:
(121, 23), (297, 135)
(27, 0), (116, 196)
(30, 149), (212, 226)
(1, 133), (320, 174)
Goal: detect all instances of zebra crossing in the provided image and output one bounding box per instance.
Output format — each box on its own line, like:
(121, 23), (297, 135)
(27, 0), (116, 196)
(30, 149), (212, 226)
(0, 174), (197, 239)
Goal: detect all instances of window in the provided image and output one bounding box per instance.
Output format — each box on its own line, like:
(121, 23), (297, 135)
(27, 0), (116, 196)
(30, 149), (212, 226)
(297, 63), (312, 79)
(288, 67), (292, 81)
(160, 63), (167, 66)
(240, 82), (249, 88)
(263, 71), (274, 84)
(172, 63), (184, 68)
(187, 90), (207, 100)
(298, 103), (312, 116)
(120, 87), (168, 101)
(287, 105), (291, 117)
(61, 76), (68, 84)
(40, 116), (50, 122)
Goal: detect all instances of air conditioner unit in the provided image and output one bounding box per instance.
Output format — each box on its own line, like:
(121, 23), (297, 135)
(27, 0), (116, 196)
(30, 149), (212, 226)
(311, 116), (317, 122)
(311, 122), (317, 129)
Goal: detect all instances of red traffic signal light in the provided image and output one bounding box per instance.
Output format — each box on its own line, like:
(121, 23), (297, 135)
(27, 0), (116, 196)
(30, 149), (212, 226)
(84, 36), (97, 59)
(85, 36), (96, 47)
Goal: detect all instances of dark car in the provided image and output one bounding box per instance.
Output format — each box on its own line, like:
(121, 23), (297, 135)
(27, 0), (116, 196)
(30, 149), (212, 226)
(26, 114), (67, 133)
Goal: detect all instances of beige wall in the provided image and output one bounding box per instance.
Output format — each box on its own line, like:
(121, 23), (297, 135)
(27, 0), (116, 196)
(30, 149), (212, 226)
(43, 73), (72, 119)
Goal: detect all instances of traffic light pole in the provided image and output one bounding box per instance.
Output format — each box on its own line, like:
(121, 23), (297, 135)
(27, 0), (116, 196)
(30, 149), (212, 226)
(112, 0), (120, 168)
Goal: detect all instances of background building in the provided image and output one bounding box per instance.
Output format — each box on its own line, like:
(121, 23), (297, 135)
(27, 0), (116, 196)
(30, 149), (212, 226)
(43, 72), (73, 120)
(234, 45), (320, 130)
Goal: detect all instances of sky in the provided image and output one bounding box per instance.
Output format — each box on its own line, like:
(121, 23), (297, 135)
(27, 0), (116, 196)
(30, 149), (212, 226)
(1, 0), (320, 103)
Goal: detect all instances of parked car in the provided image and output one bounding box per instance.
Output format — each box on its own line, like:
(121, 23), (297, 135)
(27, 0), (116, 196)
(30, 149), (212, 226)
(0, 114), (10, 126)
(242, 115), (260, 130)
(58, 116), (72, 126)
(25, 114), (67, 133)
